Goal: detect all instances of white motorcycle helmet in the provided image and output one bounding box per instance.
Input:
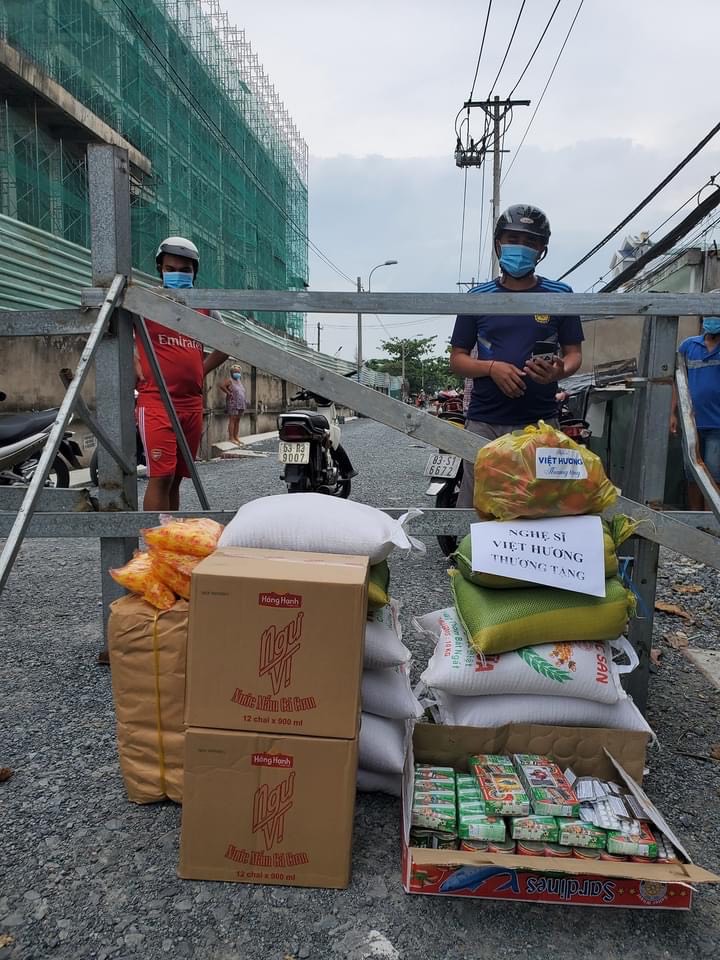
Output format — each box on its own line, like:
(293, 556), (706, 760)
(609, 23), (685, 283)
(155, 236), (199, 277)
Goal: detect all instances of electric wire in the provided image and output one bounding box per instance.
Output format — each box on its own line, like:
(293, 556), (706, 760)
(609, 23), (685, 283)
(559, 118), (720, 280)
(507, 0), (563, 97)
(476, 158), (488, 279)
(458, 168), (470, 282)
(469, 1), (494, 100)
(487, 0), (527, 98)
(110, 0), (356, 288)
(501, 0), (585, 187)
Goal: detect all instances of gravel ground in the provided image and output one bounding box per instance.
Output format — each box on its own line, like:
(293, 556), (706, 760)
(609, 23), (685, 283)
(1, 418), (719, 960)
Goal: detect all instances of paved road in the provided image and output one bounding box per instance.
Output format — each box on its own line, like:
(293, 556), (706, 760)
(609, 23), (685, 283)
(1, 419), (719, 960)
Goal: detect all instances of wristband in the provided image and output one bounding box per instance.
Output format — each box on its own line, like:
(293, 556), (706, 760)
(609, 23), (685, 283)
(489, 361), (495, 377)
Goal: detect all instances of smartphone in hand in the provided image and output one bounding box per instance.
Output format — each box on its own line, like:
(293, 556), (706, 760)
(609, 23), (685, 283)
(531, 340), (559, 363)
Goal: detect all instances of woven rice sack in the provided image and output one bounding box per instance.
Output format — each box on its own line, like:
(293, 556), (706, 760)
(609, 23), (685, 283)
(108, 595), (187, 803)
(450, 572), (634, 656)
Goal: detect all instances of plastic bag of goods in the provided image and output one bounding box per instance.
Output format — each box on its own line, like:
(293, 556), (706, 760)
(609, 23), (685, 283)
(149, 549), (203, 601)
(218, 494), (424, 564)
(107, 595), (188, 803)
(143, 517), (223, 557)
(416, 607), (638, 704)
(472, 421), (618, 520)
(365, 600), (411, 669)
(451, 571), (634, 656)
(110, 551), (175, 611)
(358, 713), (409, 775)
(368, 560), (391, 611)
(356, 768), (402, 797)
(427, 687), (653, 736)
(362, 664), (424, 720)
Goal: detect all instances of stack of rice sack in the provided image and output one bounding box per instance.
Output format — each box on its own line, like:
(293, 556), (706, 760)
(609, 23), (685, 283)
(218, 494), (424, 797)
(107, 518), (223, 802)
(416, 422), (652, 735)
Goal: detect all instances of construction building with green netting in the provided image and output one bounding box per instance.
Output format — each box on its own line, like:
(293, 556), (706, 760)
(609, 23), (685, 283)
(0, 0), (308, 338)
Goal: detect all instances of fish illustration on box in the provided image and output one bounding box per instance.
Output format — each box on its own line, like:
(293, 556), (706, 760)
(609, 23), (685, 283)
(439, 865), (520, 895)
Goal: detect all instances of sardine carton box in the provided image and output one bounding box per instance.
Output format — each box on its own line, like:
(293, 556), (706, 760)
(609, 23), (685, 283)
(185, 548), (368, 739)
(402, 722), (719, 909)
(179, 726), (358, 888)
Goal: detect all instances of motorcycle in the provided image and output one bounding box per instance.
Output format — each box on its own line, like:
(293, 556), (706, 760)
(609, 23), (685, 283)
(0, 393), (82, 488)
(425, 384), (593, 556)
(277, 388), (356, 497)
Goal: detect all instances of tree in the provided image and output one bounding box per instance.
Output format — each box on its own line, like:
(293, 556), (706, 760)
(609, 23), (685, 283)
(368, 336), (462, 395)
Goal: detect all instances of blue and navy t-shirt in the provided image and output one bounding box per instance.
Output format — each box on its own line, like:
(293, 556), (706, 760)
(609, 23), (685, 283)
(451, 276), (584, 424)
(678, 335), (720, 430)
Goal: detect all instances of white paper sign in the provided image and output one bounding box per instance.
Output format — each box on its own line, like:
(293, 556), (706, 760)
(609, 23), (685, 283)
(470, 515), (606, 597)
(535, 447), (588, 480)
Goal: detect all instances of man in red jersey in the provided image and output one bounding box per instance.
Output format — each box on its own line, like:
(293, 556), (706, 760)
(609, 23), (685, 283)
(135, 236), (229, 511)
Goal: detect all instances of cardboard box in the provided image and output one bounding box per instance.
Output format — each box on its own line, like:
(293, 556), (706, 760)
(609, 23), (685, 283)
(186, 548), (368, 738)
(179, 727), (358, 888)
(402, 723), (719, 909)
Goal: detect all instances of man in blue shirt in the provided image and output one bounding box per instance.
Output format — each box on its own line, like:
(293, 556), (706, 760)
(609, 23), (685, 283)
(449, 204), (584, 508)
(671, 298), (720, 509)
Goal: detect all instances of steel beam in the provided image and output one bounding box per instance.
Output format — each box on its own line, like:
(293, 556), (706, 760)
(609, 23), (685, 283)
(123, 286), (491, 462)
(0, 488), (96, 513)
(59, 368), (134, 475)
(87, 145), (137, 659)
(0, 275), (126, 593)
(0, 309), (97, 337)
(81, 287), (720, 317)
(621, 316), (678, 712)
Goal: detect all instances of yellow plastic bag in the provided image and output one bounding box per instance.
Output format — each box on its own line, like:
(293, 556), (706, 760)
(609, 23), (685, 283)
(150, 549), (202, 601)
(452, 517), (636, 588)
(110, 552), (176, 611)
(473, 421), (618, 520)
(143, 518), (222, 558)
(368, 560), (390, 611)
(450, 570), (634, 656)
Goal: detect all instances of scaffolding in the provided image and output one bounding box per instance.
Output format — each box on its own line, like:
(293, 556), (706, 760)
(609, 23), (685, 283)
(0, 0), (308, 336)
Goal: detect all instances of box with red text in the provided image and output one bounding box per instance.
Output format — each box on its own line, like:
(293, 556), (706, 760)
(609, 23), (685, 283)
(185, 548), (368, 738)
(179, 727), (358, 888)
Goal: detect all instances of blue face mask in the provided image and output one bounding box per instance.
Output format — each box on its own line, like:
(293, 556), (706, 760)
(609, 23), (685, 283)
(162, 271), (194, 289)
(498, 244), (539, 279)
(703, 317), (720, 335)
(231, 372), (242, 380)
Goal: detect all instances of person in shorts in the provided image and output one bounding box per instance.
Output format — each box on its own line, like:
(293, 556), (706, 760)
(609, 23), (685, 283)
(671, 295), (720, 508)
(449, 204), (584, 509)
(135, 236), (229, 511)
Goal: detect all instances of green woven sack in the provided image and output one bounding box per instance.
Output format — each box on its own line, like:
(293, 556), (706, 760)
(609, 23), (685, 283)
(450, 571), (635, 655)
(368, 560), (390, 611)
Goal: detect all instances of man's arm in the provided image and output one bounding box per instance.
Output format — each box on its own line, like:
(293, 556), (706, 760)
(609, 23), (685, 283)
(524, 343), (582, 385)
(203, 350), (229, 377)
(450, 347), (526, 399)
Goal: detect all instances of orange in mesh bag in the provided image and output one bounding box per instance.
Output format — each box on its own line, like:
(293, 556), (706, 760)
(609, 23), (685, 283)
(473, 420), (618, 520)
(143, 518), (223, 558)
(150, 549), (202, 601)
(110, 552), (176, 611)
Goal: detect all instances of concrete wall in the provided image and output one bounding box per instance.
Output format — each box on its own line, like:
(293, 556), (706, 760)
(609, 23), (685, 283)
(0, 337), (351, 464)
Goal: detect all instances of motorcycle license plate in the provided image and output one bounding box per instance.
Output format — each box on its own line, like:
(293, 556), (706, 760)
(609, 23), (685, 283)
(424, 453), (461, 479)
(278, 441), (310, 464)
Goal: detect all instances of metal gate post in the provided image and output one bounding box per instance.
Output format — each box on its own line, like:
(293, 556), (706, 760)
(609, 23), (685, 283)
(87, 145), (138, 659)
(625, 315), (678, 711)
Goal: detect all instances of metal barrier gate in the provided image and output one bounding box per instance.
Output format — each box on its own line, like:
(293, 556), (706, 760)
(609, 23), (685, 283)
(2, 144), (720, 714)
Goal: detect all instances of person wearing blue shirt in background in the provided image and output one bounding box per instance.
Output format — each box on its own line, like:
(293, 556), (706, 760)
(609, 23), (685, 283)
(449, 204), (584, 509)
(671, 295), (720, 509)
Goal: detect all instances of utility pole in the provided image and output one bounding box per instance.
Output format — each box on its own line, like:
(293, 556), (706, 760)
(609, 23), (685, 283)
(456, 96), (530, 277)
(356, 276), (362, 379)
(316, 322), (322, 353)
(401, 340), (406, 401)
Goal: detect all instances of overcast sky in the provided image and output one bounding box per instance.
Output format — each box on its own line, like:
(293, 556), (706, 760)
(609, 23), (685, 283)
(227, 0), (720, 360)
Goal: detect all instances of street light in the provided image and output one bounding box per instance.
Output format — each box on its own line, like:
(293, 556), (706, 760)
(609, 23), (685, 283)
(357, 260), (398, 379)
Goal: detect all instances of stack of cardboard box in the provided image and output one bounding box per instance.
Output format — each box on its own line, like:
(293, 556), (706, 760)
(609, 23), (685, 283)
(179, 547), (369, 889)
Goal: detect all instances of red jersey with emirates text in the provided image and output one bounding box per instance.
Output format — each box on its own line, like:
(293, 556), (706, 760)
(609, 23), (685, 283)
(136, 312), (210, 409)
